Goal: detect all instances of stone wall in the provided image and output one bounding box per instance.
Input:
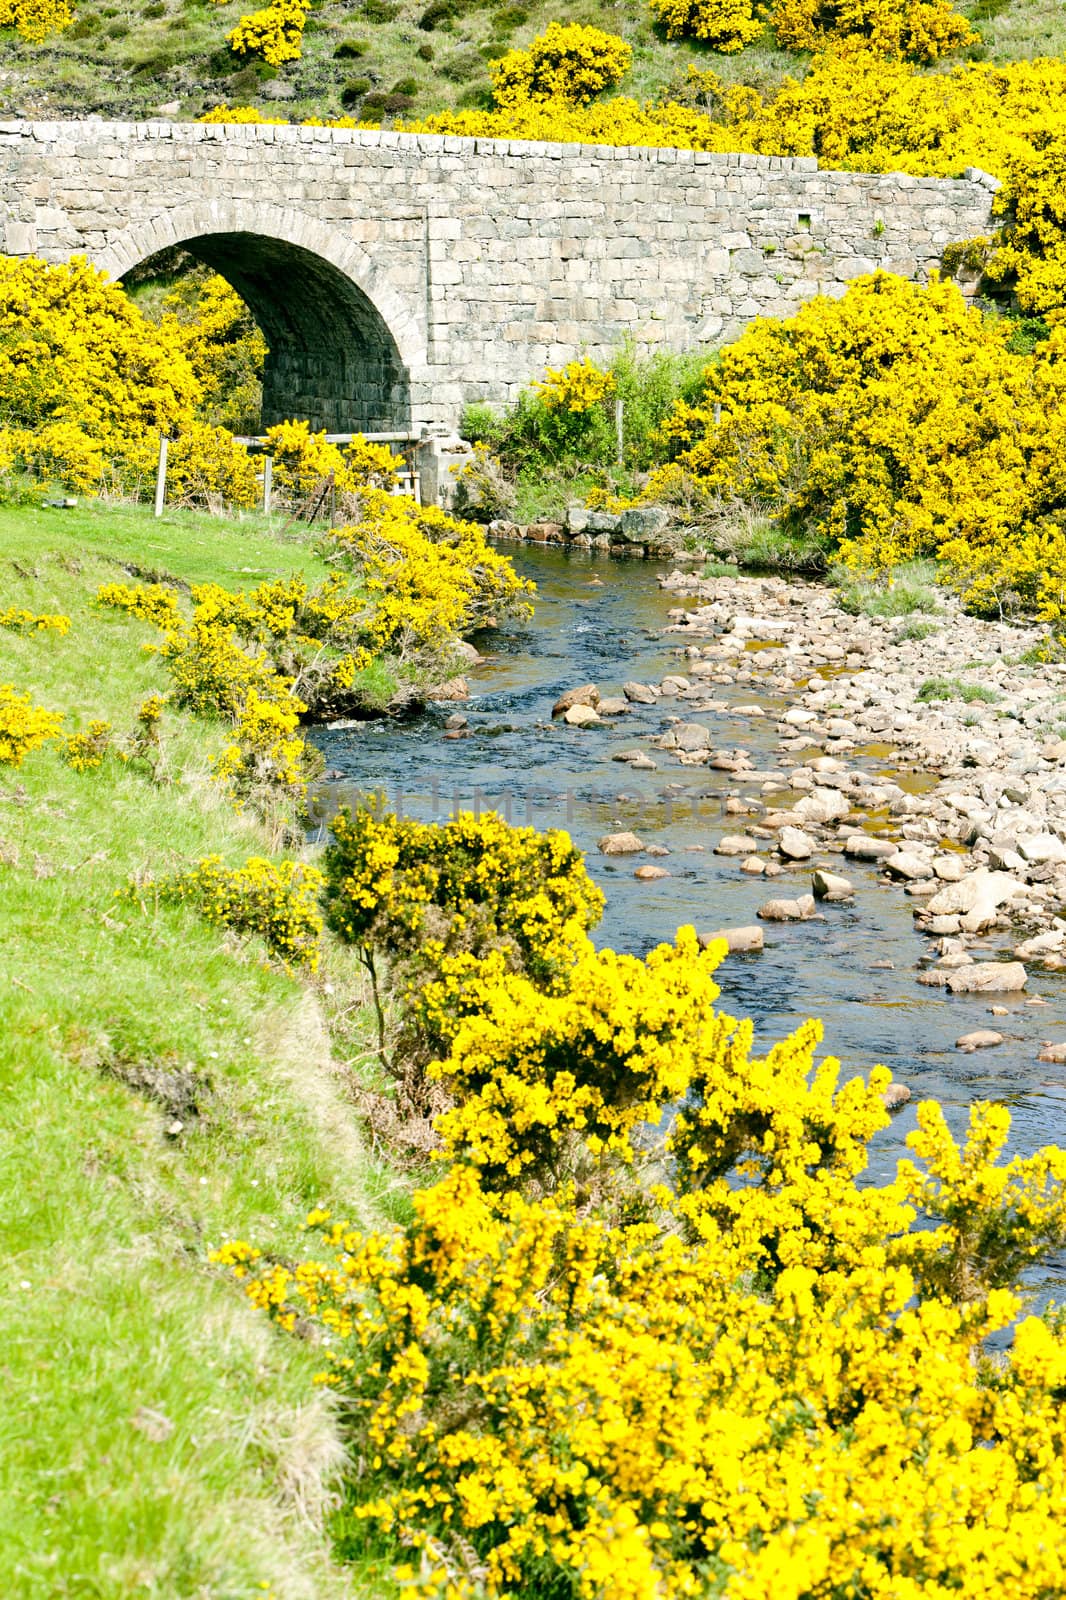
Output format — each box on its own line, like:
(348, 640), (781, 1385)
(0, 119), (997, 432)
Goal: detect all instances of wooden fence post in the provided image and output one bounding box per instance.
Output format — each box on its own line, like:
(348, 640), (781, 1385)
(154, 434), (168, 519)
(615, 397), (624, 467)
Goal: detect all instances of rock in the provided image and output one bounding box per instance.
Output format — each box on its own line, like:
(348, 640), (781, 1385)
(620, 505), (671, 543)
(1038, 1042), (1066, 1063)
(1040, 738), (1066, 761)
(740, 856), (765, 875)
(758, 894), (817, 922)
(660, 675), (690, 694)
(623, 681), (658, 705)
(634, 864), (670, 881)
(596, 697), (628, 716)
(795, 787), (852, 825)
(987, 845), (1027, 873)
(882, 1082), (912, 1111)
(673, 722), (712, 752)
(812, 867), (854, 901)
(1018, 833), (1066, 865)
(779, 826), (817, 860)
(885, 851), (934, 880)
(552, 683), (599, 717)
(844, 835), (898, 861)
(957, 1029), (1005, 1052)
(715, 835), (760, 856)
(924, 869), (1026, 931)
(946, 962), (1028, 994)
(1015, 930), (1066, 960)
(429, 675), (469, 701)
(564, 704), (601, 728)
(989, 1005), (1009, 1017)
(599, 831), (644, 855)
(445, 713), (468, 730)
(452, 640), (483, 665)
(932, 855), (966, 882)
(699, 924), (764, 953)
(566, 503), (590, 534)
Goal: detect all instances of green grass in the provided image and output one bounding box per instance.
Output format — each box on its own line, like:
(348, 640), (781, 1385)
(0, 500), (400, 1599)
(0, 0), (1056, 126)
(916, 675), (1001, 704)
(896, 617), (940, 641)
(832, 560), (940, 618)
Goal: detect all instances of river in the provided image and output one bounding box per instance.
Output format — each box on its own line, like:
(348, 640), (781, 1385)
(312, 543), (1066, 1290)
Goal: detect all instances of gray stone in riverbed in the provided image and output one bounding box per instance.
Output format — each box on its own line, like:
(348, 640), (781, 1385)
(812, 867), (854, 901)
(552, 683), (599, 717)
(699, 924), (764, 953)
(844, 835), (897, 861)
(957, 1029), (1004, 1052)
(946, 961), (1028, 994)
(599, 831), (644, 855)
(623, 681), (658, 705)
(758, 894), (818, 922)
(715, 835), (760, 856)
(779, 826), (816, 860)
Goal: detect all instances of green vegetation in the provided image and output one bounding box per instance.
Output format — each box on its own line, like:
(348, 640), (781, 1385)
(0, 0), (1052, 126)
(832, 561), (941, 618)
(916, 674), (1001, 703)
(0, 500), (398, 1598)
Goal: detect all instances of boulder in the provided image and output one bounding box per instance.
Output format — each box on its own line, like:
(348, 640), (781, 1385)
(620, 505), (671, 543)
(885, 851), (934, 881)
(634, 864), (670, 881)
(715, 835), (760, 856)
(844, 835), (898, 861)
(1038, 1042), (1066, 1063)
(1018, 833), (1066, 866)
(673, 722), (712, 753)
(699, 925), (764, 954)
(946, 962), (1028, 994)
(779, 826), (817, 860)
(552, 683), (599, 717)
(741, 856), (765, 875)
(932, 855), (966, 883)
(596, 697), (628, 716)
(924, 868), (1025, 931)
(812, 868), (854, 902)
(957, 1029), (1005, 1052)
(599, 831), (644, 855)
(429, 675), (469, 701)
(1015, 930), (1066, 960)
(758, 894), (817, 922)
(564, 703), (601, 728)
(795, 787), (852, 825)
(623, 681), (658, 705)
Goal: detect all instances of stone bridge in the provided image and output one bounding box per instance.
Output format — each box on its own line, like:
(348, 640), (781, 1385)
(0, 119), (996, 434)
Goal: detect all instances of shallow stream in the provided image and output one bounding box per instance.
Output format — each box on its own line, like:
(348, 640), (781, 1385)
(312, 544), (1066, 1292)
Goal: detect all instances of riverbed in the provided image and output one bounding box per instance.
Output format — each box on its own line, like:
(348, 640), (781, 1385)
(312, 544), (1066, 1285)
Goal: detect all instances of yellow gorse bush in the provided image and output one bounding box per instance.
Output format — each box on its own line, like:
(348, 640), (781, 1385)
(769, 0), (975, 63)
(64, 719), (113, 772)
(0, 257), (259, 507)
(649, 272), (1066, 606)
(0, 0), (73, 41)
(0, 683), (63, 767)
(533, 358), (616, 414)
(227, 0), (309, 65)
(0, 607), (71, 635)
(650, 0), (763, 52)
(140, 854), (325, 969)
(489, 24), (632, 109)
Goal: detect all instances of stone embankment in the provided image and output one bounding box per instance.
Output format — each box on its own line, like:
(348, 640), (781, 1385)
(490, 506), (676, 558)
(592, 568), (1066, 1044)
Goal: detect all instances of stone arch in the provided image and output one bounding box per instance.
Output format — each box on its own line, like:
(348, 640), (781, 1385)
(97, 200), (429, 434)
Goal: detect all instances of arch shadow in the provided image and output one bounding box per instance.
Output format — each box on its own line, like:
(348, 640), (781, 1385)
(98, 202), (429, 434)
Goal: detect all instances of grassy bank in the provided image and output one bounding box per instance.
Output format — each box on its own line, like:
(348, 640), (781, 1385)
(0, 499), (398, 1598)
(1, 0), (1058, 127)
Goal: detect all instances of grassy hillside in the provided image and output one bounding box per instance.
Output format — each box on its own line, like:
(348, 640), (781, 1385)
(0, 500), (400, 1598)
(0, 0), (1061, 127)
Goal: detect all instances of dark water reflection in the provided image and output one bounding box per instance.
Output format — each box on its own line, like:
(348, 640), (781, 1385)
(311, 544), (1066, 1299)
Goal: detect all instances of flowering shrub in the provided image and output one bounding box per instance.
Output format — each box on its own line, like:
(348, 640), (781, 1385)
(219, 1099), (1066, 1600)
(490, 24), (632, 109)
(64, 719), (113, 772)
(142, 854), (324, 969)
(96, 581), (184, 631)
(0, 683), (63, 766)
(649, 273), (1066, 606)
(770, 0), (975, 62)
(0, 257), (258, 506)
(227, 0), (309, 65)
(0, 0), (73, 40)
(263, 419), (350, 504)
(322, 804), (603, 1087)
(535, 357), (616, 414)
(345, 434), (399, 490)
(159, 270), (267, 436)
(0, 607), (71, 635)
(651, 0), (763, 52)
(213, 687), (319, 814)
(325, 491), (534, 663)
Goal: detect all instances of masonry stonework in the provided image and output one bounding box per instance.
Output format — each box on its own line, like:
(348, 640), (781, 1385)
(0, 119), (997, 433)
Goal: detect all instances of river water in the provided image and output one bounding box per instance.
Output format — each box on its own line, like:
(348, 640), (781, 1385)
(312, 544), (1066, 1288)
